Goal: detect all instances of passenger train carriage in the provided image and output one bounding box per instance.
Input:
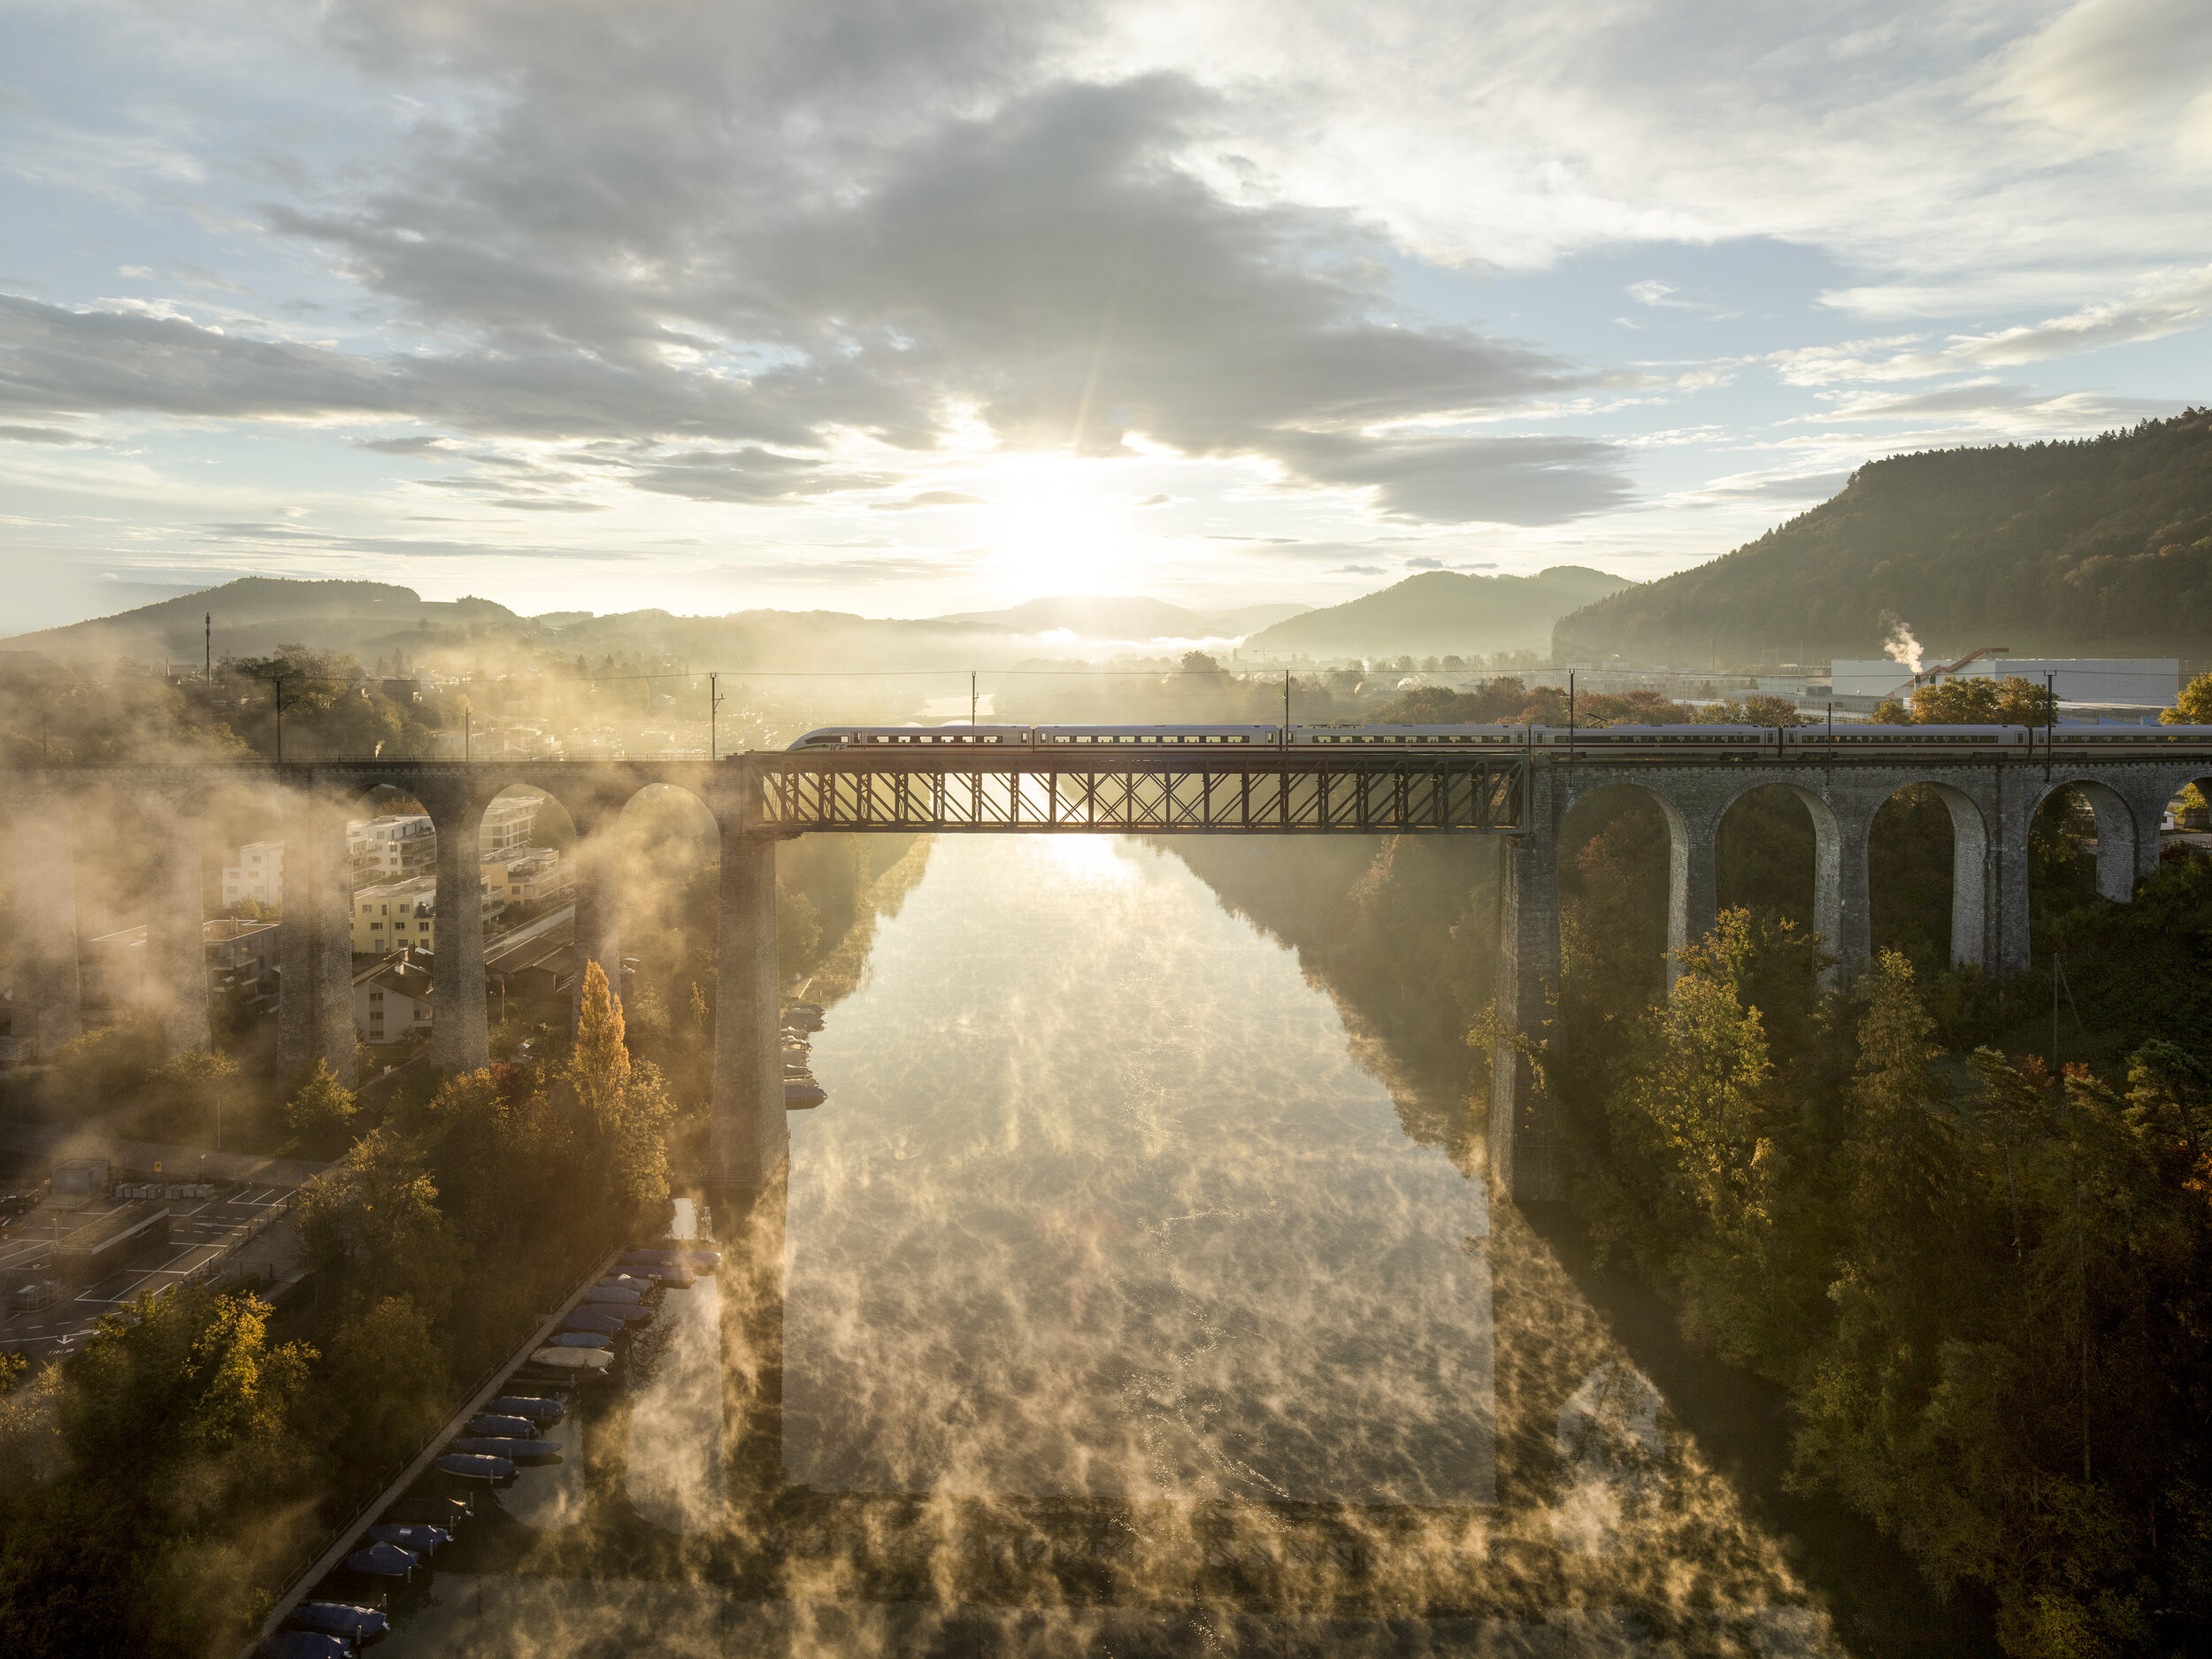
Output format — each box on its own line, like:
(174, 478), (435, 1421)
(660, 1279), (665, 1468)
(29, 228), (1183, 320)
(786, 722), (2212, 756)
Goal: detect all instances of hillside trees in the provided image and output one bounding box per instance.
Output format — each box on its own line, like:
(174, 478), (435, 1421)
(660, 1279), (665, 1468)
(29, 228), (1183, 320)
(1553, 410), (2212, 664)
(1572, 902), (2212, 1655)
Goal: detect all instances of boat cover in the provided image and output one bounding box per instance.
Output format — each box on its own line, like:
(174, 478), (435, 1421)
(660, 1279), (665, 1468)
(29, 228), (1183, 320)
(488, 1395), (565, 1423)
(529, 1346), (613, 1370)
(342, 1540), (418, 1576)
(452, 1435), (558, 1457)
(564, 1310), (625, 1335)
(433, 1451), (515, 1479)
(623, 1248), (722, 1271)
(287, 1602), (389, 1643)
(548, 1332), (609, 1348)
(367, 1523), (449, 1553)
(466, 1413), (537, 1437)
(582, 1285), (641, 1304)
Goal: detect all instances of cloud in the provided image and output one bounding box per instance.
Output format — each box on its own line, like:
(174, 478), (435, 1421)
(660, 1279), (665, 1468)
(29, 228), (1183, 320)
(1801, 382), (2170, 430)
(870, 490), (989, 511)
(629, 448), (895, 504)
(0, 423), (88, 444)
(1404, 556), (1444, 568)
(238, 49), (1593, 521)
(1331, 564), (1387, 574)
(1687, 468), (1851, 504)
(1270, 430), (1633, 523)
(1780, 265), (2212, 384)
(1997, 0), (2212, 160)
(192, 521), (642, 560)
(1132, 493), (1175, 507)
(353, 434), (455, 455)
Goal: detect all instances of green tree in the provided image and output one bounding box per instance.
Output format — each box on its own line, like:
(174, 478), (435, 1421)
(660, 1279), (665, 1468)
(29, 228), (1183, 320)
(319, 1296), (449, 1472)
(150, 1047), (238, 1135)
(295, 1129), (459, 1316)
(283, 1057), (357, 1140)
(1910, 673), (2056, 726)
(2163, 667), (2212, 726)
(564, 960), (672, 1236)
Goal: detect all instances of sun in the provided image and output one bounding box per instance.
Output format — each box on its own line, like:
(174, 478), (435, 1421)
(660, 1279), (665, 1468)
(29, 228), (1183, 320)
(978, 455), (1129, 597)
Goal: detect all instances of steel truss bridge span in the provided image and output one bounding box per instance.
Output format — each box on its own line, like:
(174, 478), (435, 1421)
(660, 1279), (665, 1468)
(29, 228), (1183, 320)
(756, 749), (1528, 835)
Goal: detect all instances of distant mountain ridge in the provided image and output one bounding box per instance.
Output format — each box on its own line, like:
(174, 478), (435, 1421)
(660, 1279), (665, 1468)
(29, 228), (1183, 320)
(0, 578), (518, 665)
(1552, 410), (2212, 666)
(1246, 566), (1632, 658)
(0, 580), (1310, 674)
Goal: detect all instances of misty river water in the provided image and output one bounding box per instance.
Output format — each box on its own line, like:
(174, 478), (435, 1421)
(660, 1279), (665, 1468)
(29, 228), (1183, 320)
(375, 836), (1875, 1656)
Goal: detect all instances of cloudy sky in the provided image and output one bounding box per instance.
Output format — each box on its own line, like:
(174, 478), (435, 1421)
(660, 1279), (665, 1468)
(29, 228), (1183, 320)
(6, 0), (2212, 631)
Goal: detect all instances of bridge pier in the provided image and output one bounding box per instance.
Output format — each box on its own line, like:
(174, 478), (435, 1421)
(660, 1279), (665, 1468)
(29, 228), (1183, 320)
(1664, 801), (1718, 992)
(710, 824), (788, 1204)
(424, 780), (492, 1074)
(11, 795), (82, 1059)
(147, 805), (211, 1056)
(278, 792), (357, 1087)
(1491, 769), (1565, 1202)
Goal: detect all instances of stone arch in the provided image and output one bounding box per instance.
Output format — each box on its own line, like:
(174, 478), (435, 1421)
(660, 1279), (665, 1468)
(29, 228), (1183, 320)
(1555, 780), (1688, 1001)
(1712, 779), (1849, 976)
(1870, 780), (1991, 971)
(2033, 777), (2139, 904)
(595, 780), (725, 1019)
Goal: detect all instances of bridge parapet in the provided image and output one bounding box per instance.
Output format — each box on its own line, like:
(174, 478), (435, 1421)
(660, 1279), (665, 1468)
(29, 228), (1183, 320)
(754, 750), (1529, 835)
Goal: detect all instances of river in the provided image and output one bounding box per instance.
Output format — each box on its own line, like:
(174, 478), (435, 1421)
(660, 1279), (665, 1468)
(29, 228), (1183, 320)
(379, 835), (1870, 1655)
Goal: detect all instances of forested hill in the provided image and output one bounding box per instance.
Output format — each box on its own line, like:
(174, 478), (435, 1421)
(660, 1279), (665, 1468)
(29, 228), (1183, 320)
(1551, 409), (2212, 666)
(0, 578), (518, 664)
(1246, 565), (1628, 658)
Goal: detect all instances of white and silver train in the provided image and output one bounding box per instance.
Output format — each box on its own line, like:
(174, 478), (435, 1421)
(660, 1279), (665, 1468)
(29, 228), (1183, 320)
(787, 722), (2212, 755)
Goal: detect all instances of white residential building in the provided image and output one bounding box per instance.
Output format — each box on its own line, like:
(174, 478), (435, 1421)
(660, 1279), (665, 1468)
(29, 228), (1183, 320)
(220, 840), (284, 908)
(226, 792), (549, 910)
(356, 953), (434, 1043)
(349, 814), (436, 887)
(480, 794), (540, 854)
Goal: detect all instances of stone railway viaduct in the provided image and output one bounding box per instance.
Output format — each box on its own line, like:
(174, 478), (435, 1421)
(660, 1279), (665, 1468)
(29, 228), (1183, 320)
(4, 745), (2205, 1208)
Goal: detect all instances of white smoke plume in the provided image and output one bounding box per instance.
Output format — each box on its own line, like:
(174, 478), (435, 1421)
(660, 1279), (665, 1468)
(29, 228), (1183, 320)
(1881, 615), (1924, 675)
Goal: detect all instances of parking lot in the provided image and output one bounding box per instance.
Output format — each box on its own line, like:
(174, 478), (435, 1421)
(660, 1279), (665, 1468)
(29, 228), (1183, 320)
(0, 1183), (299, 1363)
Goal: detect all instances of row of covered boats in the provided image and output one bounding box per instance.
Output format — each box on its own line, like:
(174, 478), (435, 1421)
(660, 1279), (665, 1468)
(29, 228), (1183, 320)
(785, 1000), (827, 1109)
(257, 1240), (722, 1656)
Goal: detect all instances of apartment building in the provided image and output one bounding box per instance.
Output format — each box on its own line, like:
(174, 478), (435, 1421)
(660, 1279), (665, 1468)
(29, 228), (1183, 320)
(219, 841), (284, 908)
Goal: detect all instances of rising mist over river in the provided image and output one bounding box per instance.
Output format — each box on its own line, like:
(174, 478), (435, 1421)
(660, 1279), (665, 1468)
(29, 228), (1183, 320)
(357, 833), (1955, 1658)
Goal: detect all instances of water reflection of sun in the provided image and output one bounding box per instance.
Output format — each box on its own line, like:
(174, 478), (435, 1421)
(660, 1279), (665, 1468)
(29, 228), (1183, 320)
(1031, 834), (1133, 886)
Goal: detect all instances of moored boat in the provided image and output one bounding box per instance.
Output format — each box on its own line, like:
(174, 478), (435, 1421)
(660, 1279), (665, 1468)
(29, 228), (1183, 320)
(433, 1451), (515, 1480)
(452, 1435), (560, 1460)
(367, 1522), (449, 1555)
(487, 1395), (564, 1424)
(284, 1601), (388, 1646)
(529, 1345), (613, 1371)
(342, 1540), (418, 1578)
